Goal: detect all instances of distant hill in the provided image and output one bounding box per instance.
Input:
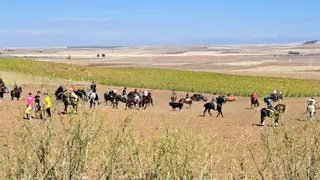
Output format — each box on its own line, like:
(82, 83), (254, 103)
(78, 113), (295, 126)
(303, 40), (319, 44)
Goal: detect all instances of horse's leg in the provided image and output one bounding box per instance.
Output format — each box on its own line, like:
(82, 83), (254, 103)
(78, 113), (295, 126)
(64, 104), (68, 114)
(208, 109), (212, 116)
(203, 108), (207, 116)
(260, 113), (265, 125)
(274, 115), (279, 126)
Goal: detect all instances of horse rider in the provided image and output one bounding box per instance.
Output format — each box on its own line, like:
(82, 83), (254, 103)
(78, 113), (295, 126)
(133, 89), (138, 95)
(138, 89), (143, 98)
(251, 92), (258, 101)
(265, 97), (276, 112)
(90, 82), (97, 92)
(211, 93), (217, 109)
(106, 88), (110, 95)
(171, 90), (177, 102)
(272, 89), (278, 100)
(69, 85), (78, 101)
(143, 90), (148, 97)
(307, 97), (317, 110)
(122, 87), (127, 99)
(186, 93), (191, 102)
(14, 83), (21, 93)
(113, 88), (118, 95)
(34, 91), (43, 119)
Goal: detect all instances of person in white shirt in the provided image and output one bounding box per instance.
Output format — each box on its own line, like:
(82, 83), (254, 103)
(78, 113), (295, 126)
(106, 88), (110, 95)
(143, 90), (148, 97)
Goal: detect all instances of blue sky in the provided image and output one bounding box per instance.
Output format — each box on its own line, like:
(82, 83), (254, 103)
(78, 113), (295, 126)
(0, 0), (319, 47)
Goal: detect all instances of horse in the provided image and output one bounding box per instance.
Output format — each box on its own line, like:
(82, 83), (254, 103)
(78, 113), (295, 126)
(171, 95), (177, 103)
(179, 98), (193, 108)
(10, 86), (22, 101)
(202, 96), (226, 117)
(260, 104), (286, 126)
(125, 91), (140, 110)
(104, 91), (117, 105)
(141, 94), (151, 110)
(251, 98), (260, 109)
(55, 86), (64, 101)
(113, 94), (127, 109)
(307, 104), (316, 122)
(0, 85), (7, 102)
(74, 89), (88, 103)
(169, 99), (184, 111)
(88, 91), (99, 108)
(62, 92), (79, 114)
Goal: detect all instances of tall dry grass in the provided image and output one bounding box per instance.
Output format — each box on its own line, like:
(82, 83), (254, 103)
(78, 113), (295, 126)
(1, 109), (222, 179)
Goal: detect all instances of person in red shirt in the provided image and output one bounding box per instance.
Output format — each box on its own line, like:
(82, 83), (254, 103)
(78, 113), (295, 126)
(25, 92), (35, 120)
(252, 92), (258, 100)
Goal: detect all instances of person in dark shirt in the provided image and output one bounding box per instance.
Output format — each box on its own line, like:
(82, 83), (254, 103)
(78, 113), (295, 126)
(34, 91), (43, 119)
(122, 87), (127, 99)
(90, 82), (97, 92)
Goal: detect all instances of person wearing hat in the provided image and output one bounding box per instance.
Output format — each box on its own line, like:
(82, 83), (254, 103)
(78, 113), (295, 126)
(44, 92), (52, 120)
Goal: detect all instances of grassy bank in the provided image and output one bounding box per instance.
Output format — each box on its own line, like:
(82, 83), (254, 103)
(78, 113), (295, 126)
(1, 58), (320, 96)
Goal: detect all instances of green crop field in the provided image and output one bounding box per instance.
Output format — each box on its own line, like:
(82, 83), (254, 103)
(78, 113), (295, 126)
(0, 58), (319, 97)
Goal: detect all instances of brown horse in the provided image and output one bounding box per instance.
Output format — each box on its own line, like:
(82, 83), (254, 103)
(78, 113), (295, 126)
(179, 98), (193, 108)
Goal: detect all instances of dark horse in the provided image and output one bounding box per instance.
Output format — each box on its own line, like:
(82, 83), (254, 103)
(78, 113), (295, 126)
(0, 84), (8, 101)
(251, 98), (260, 109)
(260, 104), (286, 126)
(125, 91), (140, 110)
(169, 99), (184, 111)
(11, 86), (22, 101)
(141, 94), (152, 110)
(74, 89), (87, 103)
(62, 91), (79, 114)
(202, 96), (227, 117)
(104, 91), (117, 105)
(55, 86), (64, 101)
(113, 91), (139, 109)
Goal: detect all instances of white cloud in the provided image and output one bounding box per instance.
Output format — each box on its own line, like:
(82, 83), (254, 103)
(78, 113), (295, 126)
(48, 18), (116, 23)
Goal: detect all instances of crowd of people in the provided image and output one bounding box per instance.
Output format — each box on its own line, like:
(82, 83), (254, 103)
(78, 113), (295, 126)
(24, 91), (52, 120)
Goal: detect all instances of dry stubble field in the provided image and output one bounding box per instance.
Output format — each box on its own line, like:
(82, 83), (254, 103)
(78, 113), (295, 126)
(1, 44), (320, 179)
(0, 72), (317, 179)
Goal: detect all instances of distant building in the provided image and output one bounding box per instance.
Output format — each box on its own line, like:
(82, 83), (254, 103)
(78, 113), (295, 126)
(288, 51), (300, 55)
